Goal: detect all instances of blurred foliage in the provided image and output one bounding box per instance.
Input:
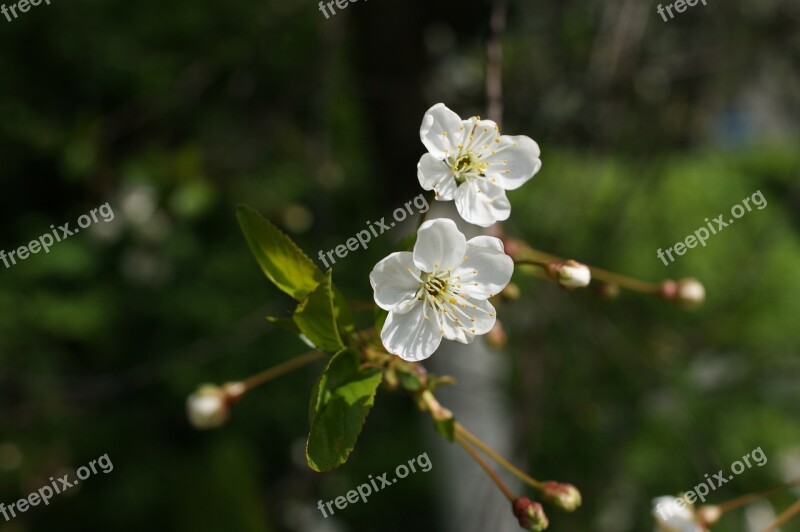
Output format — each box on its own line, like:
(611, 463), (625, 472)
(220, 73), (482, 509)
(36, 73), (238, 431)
(0, 0), (798, 531)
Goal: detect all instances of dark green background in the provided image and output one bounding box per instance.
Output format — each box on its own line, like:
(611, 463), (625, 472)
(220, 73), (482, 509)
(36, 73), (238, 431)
(0, 0), (798, 530)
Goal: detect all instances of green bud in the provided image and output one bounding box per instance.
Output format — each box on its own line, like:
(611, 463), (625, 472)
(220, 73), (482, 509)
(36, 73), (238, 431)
(541, 481), (582, 512)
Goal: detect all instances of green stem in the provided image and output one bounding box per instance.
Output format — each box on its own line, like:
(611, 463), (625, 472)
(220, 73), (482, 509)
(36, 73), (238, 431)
(456, 423), (543, 491)
(415, 190), (435, 231)
(240, 350), (324, 392)
(521, 249), (661, 294)
(456, 433), (516, 502)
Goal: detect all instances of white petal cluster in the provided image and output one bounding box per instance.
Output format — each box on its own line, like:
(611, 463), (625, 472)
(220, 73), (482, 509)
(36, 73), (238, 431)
(417, 103), (542, 227)
(370, 219), (514, 361)
(652, 497), (706, 532)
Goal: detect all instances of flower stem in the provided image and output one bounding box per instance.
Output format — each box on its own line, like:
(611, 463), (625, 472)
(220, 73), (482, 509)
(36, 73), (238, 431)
(761, 500), (800, 532)
(415, 190), (435, 231)
(456, 422), (543, 491)
(486, 0), (508, 124)
(456, 433), (516, 502)
(522, 249), (661, 294)
(240, 350), (324, 392)
(717, 477), (800, 514)
(514, 259), (550, 270)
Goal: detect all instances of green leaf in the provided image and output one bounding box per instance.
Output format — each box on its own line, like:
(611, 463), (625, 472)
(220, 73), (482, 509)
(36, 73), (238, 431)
(237, 205), (322, 301)
(306, 348), (383, 472)
(266, 315), (301, 334)
(293, 270), (345, 353)
(397, 370), (422, 392)
(434, 416), (456, 442)
(332, 286), (355, 336)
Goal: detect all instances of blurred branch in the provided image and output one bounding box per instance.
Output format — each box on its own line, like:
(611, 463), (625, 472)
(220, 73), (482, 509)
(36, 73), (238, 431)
(486, 0), (508, 124)
(761, 500), (800, 532)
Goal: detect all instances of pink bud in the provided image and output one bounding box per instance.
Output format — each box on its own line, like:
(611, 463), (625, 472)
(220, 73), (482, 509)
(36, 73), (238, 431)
(513, 497), (549, 531)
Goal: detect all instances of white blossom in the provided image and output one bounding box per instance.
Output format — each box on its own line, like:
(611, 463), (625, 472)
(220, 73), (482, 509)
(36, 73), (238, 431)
(652, 496), (706, 532)
(370, 218), (513, 361)
(417, 103), (541, 227)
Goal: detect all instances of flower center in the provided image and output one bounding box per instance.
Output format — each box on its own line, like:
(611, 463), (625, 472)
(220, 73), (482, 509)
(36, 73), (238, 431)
(420, 272), (449, 297)
(451, 150), (488, 185)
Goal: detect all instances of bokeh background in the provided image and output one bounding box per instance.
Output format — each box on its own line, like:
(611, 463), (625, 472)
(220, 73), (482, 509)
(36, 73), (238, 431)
(1, 0), (799, 530)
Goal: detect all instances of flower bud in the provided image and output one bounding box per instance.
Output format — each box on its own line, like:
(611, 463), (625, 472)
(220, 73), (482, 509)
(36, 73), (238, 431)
(187, 385), (229, 430)
(660, 278), (705, 309)
(676, 278), (705, 308)
(548, 260), (591, 289)
(696, 505), (721, 526)
(513, 497), (549, 531)
(540, 481), (582, 512)
(486, 320), (508, 349)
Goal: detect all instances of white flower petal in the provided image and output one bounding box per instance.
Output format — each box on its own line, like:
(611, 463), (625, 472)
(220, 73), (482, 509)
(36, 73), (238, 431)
(446, 297), (496, 340)
(483, 135), (541, 190)
(440, 314), (476, 344)
(559, 263), (591, 288)
(652, 497), (704, 532)
(381, 302), (443, 361)
(418, 153), (457, 201)
(454, 178), (511, 227)
(413, 218), (467, 272)
(467, 119), (501, 157)
(452, 236), (514, 299)
(370, 252), (421, 313)
(420, 103), (462, 160)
